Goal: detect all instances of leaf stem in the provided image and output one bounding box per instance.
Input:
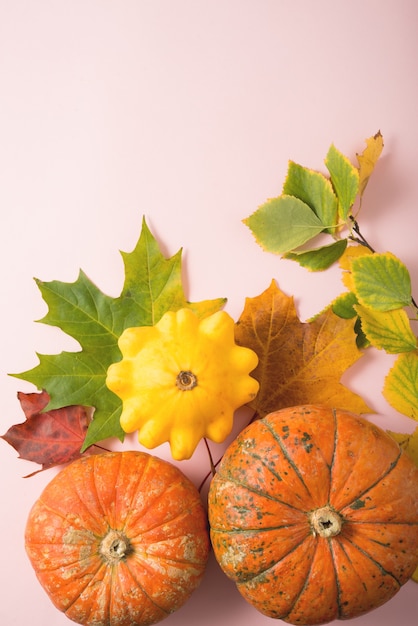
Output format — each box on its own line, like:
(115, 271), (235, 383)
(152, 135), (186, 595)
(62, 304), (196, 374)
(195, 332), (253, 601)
(348, 217), (418, 312)
(348, 217), (375, 252)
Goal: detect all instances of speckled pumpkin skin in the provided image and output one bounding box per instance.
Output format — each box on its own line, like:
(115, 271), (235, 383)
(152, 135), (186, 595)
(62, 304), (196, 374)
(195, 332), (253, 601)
(208, 405), (418, 625)
(25, 451), (210, 626)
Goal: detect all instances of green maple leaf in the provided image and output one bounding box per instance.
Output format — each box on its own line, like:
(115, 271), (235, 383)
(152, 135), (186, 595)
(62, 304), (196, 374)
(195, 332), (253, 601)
(12, 217), (226, 450)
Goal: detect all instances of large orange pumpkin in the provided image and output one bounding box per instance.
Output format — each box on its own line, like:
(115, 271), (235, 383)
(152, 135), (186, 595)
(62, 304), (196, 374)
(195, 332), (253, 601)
(25, 451), (210, 626)
(208, 405), (418, 625)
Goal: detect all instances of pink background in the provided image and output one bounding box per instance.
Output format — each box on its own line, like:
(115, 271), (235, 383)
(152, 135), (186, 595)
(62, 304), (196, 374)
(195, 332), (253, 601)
(1, 1), (418, 624)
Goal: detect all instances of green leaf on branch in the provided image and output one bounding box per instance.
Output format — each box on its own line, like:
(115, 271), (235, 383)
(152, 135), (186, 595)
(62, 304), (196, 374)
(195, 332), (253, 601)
(285, 239), (347, 271)
(383, 352), (418, 421)
(325, 144), (359, 220)
(354, 305), (417, 353)
(282, 161), (338, 234)
(351, 252), (412, 311)
(243, 195), (327, 255)
(11, 217), (226, 450)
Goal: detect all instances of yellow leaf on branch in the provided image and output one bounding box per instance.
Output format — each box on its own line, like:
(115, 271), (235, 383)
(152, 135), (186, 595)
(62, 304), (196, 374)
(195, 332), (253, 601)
(339, 244), (373, 292)
(235, 280), (371, 418)
(356, 130), (384, 197)
(383, 352), (418, 421)
(354, 305), (417, 354)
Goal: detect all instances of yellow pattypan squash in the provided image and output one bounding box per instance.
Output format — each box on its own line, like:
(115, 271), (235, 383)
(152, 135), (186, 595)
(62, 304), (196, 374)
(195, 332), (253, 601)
(106, 308), (259, 460)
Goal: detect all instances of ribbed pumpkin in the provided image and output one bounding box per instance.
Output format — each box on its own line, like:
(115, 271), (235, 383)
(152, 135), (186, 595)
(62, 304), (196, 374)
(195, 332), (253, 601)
(208, 405), (418, 625)
(25, 451), (210, 626)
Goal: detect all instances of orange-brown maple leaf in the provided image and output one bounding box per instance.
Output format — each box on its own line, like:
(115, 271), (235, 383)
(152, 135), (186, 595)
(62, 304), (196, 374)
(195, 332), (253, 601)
(235, 280), (371, 418)
(2, 391), (104, 476)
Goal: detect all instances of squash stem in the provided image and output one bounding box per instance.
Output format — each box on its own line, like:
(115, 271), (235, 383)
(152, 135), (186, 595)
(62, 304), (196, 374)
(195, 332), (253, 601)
(100, 529), (132, 564)
(309, 506), (343, 538)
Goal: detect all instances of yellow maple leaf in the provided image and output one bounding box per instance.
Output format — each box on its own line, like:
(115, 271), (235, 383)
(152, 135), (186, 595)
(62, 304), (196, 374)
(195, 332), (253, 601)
(235, 280), (371, 418)
(357, 131), (384, 197)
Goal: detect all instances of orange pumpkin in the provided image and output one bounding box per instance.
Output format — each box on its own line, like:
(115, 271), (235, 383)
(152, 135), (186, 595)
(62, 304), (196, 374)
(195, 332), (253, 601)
(25, 451), (209, 626)
(208, 405), (418, 625)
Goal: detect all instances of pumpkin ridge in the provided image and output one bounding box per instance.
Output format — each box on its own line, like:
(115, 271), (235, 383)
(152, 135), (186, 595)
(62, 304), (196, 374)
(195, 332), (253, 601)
(121, 551), (201, 614)
(330, 533), (401, 620)
(334, 451), (402, 515)
(222, 453), (310, 512)
(125, 480), (204, 538)
(118, 453), (154, 531)
(210, 522), (307, 534)
(329, 536), (360, 619)
(92, 453), (124, 528)
(128, 501), (205, 543)
(34, 460), (109, 535)
(66, 455), (114, 532)
(338, 533), (403, 586)
(62, 560), (108, 617)
(114, 559), (171, 617)
(238, 536), (310, 588)
(33, 496), (103, 535)
(262, 418), (316, 503)
(219, 470), (309, 514)
(327, 408), (339, 500)
(280, 538), (323, 621)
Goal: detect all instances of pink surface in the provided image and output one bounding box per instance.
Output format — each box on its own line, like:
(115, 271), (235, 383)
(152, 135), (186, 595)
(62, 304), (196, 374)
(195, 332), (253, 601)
(1, 1), (418, 624)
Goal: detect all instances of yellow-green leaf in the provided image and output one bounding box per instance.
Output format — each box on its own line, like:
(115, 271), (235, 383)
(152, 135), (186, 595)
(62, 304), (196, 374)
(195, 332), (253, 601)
(325, 144), (359, 220)
(331, 291), (358, 319)
(357, 131), (384, 197)
(284, 239), (347, 271)
(235, 280), (371, 417)
(282, 161), (339, 234)
(351, 252), (412, 311)
(243, 195), (326, 255)
(354, 304), (417, 353)
(383, 352), (418, 420)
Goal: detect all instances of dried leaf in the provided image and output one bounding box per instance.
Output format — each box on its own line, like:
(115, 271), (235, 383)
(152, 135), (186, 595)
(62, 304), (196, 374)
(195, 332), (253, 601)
(235, 281), (370, 418)
(357, 131), (384, 197)
(1, 391), (101, 476)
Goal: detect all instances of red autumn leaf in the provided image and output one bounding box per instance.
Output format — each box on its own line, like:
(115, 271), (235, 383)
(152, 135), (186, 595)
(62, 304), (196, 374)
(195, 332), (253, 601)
(1, 391), (105, 477)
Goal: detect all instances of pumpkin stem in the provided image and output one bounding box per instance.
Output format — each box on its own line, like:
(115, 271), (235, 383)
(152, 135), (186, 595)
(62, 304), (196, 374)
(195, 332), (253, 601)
(100, 529), (132, 564)
(309, 506), (343, 538)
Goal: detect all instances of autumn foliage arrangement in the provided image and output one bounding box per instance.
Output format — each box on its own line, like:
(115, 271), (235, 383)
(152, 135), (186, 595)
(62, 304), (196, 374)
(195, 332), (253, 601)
(3, 132), (418, 626)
